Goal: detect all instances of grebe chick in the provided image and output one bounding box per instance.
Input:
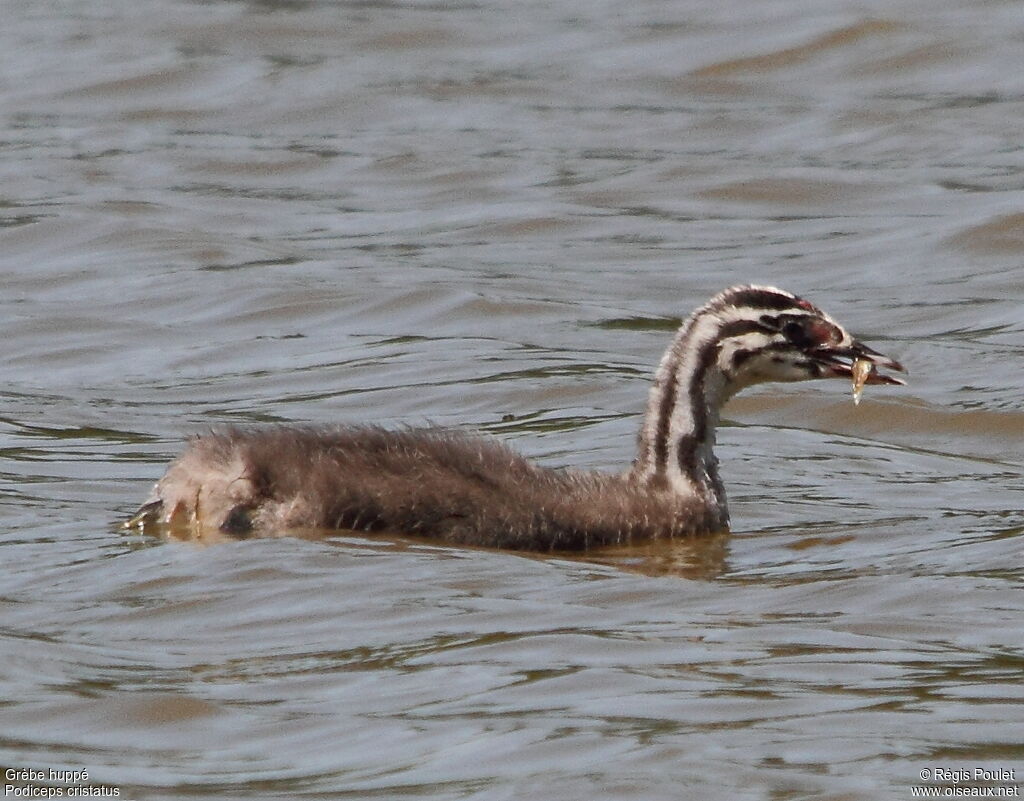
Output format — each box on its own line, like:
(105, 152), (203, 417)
(128, 285), (905, 550)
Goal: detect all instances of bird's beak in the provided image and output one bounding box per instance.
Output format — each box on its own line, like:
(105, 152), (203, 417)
(810, 341), (907, 386)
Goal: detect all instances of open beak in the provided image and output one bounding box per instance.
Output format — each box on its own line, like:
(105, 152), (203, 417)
(811, 341), (907, 386)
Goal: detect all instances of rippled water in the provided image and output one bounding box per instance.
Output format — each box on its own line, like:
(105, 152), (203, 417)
(2, 0), (1023, 798)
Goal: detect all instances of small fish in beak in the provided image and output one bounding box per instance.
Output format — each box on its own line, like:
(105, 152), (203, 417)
(808, 340), (906, 403)
(851, 358), (872, 405)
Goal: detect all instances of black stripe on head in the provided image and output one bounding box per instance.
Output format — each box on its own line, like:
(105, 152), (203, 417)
(729, 349), (758, 370)
(717, 318), (779, 339)
(715, 286), (819, 314)
(771, 314), (844, 349)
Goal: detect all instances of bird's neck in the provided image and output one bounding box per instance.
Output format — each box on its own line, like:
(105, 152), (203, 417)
(631, 313), (732, 517)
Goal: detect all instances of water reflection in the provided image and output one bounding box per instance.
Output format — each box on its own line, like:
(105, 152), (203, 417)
(140, 522), (734, 579)
(582, 532), (732, 579)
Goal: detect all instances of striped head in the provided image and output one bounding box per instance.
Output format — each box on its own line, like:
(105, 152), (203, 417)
(706, 285), (905, 393)
(634, 285), (905, 507)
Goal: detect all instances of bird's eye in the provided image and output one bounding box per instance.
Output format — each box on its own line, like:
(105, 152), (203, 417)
(782, 317), (842, 347)
(783, 320), (807, 343)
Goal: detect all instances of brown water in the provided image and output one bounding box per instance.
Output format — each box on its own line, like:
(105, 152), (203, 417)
(2, 1), (1023, 799)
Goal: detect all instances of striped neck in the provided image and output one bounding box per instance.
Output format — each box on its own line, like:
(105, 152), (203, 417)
(632, 305), (733, 513)
(628, 283), (887, 525)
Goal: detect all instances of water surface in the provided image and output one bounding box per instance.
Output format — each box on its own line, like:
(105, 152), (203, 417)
(2, 1), (1023, 799)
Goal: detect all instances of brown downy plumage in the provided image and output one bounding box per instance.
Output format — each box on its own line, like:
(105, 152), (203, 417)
(127, 286), (904, 550)
(134, 426), (721, 550)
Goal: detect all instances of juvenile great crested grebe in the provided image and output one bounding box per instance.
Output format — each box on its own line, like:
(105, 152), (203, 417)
(128, 285), (904, 550)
